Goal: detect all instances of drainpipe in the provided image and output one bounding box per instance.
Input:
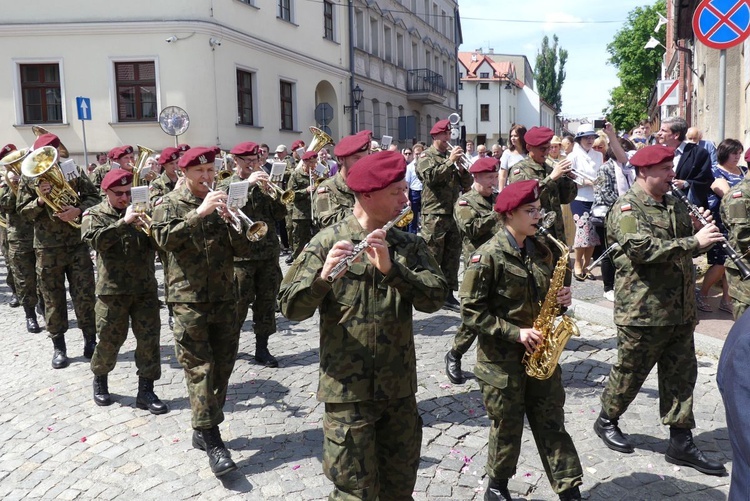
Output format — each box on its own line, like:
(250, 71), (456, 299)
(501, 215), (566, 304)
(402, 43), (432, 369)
(348, 0), (356, 134)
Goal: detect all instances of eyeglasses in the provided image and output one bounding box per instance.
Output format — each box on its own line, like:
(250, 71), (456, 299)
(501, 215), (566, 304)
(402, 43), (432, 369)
(108, 189), (131, 198)
(404, 151), (413, 155)
(522, 207), (543, 217)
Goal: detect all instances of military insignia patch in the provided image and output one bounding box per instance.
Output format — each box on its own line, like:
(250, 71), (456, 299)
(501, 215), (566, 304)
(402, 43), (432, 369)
(733, 191), (743, 198)
(317, 187), (328, 194)
(82, 209), (90, 217)
(513, 168), (521, 175)
(620, 204), (632, 212)
(154, 197), (163, 207)
(471, 254), (481, 263)
(458, 200), (469, 206)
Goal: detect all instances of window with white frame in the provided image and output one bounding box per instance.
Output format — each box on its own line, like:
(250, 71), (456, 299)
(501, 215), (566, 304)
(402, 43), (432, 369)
(237, 0), (256, 6)
(323, 0), (334, 41)
(280, 80), (294, 131)
(384, 25), (392, 62)
(115, 61), (156, 122)
(237, 69), (255, 126)
(278, 0), (292, 22)
(19, 63), (62, 124)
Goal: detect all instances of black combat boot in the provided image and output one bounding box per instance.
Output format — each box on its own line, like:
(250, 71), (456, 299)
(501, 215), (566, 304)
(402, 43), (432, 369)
(593, 410), (634, 453)
(167, 305), (174, 331)
(83, 333), (97, 359)
(665, 427), (726, 475)
(8, 293), (20, 308)
(484, 477), (511, 501)
(444, 349), (465, 384)
(24, 305), (41, 333)
(559, 486), (582, 501)
(135, 377), (169, 415)
(444, 292), (460, 312)
(93, 375), (112, 406)
(201, 426), (237, 477)
(192, 429), (206, 451)
(51, 336), (69, 369)
(254, 335), (278, 368)
(36, 295), (45, 318)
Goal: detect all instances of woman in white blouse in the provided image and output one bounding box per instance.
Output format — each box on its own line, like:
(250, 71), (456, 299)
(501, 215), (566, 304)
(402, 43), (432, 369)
(497, 124), (527, 192)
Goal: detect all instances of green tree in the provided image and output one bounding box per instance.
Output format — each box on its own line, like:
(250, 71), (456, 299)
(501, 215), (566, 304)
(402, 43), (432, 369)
(534, 34), (568, 111)
(605, 0), (666, 131)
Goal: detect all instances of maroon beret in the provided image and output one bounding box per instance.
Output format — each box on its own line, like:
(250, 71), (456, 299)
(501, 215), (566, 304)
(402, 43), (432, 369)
(291, 140), (305, 151)
(177, 143), (191, 152)
(101, 169), (133, 191)
(469, 157), (499, 174)
(33, 133), (60, 150)
(110, 145), (134, 161)
(430, 119), (451, 135)
(0, 144), (17, 157)
(358, 129), (373, 138)
(178, 146), (219, 168)
(334, 133), (371, 158)
(346, 151), (406, 193)
(744, 148), (750, 164)
(158, 147), (180, 165)
(301, 150), (317, 161)
(494, 179), (540, 213)
(629, 145), (674, 169)
(230, 142), (259, 157)
(524, 127), (555, 147)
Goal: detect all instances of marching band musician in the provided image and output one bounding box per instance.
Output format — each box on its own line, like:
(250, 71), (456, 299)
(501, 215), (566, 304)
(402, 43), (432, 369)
(0, 144), (43, 332)
(720, 153), (750, 319)
(444, 156), (503, 385)
(283, 140), (306, 259)
(416, 118), (473, 311)
(219, 141), (286, 368)
(278, 150), (448, 500)
(313, 131), (371, 229)
(88, 146), (116, 189)
(17, 133), (100, 369)
(150, 146), (253, 477)
(459, 179), (583, 501)
(81, 169), (167, 415)
(595, 145), (726, 476)
(287, 150), (317, 263)
(91, 146), (136, 193)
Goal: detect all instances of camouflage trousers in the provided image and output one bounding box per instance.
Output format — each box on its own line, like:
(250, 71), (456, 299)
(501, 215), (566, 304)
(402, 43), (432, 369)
(323, 396), (422, 501)
(600, 323), (697, 428)
(234, 259), (282, 337)
(452, 324), (477, 356)
(726, 266), (750, 320)
(291, 218), (313, 259)
(1, 229), (14, 294)
(36, 244), (96, 338)
(172, 301), (240, 430)
(419, 213), (461, 290)
(478, 365), (582, 494)
(91, 293), (162, 379)
(8, 242), (37, 308)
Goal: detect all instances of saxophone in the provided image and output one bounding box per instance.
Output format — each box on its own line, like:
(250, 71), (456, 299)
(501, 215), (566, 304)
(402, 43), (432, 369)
(522, 212), (580, 380)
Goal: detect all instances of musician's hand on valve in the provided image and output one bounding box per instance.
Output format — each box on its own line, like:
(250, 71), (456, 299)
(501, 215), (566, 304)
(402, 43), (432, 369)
(695, 223), (724, 249)
(55, 205), (81, 222)
(197, 190), (227, 218)
(449, 145), (464, 166)
(248, 171), (268, 187)
(556, 286), (572, 307)
(518, 328), (543, 354)
(36, 180), (52, 206)
(123, 205), (139, 225)
(551, 158), (573, 180)
(321, 241), (354, 282)
(363, 229), (391, 275)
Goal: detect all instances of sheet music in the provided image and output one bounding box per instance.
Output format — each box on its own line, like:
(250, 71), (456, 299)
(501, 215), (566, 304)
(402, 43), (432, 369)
(130, 186), (150, 212)
(270, 162), (286, 182)
(59, 159), (80, 181)
(381, 135), (393, 148)
(227, 181), (250, 209)
(314, 162), (327, 176)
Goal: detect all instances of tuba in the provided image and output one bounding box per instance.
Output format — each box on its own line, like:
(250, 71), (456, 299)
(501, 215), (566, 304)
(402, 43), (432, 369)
(0, 148), (30, 195)
(132, 144), (156, 186)
(294, 126), (335, 172)
(32, 125), (69, 158)
(21, 146), (82, 228)
(522, 212), (580, 380)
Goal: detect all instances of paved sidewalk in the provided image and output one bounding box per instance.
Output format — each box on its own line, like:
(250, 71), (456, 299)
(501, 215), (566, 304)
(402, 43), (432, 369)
(0, 261), (733, 500)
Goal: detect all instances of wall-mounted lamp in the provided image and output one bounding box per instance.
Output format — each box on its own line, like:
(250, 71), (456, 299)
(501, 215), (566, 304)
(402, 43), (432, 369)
(165, 36), (178, 44)
(209, 37), (222, 48)
(344, 85), (364, 114)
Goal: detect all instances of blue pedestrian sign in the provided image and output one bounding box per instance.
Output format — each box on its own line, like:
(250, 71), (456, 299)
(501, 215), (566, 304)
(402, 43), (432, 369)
(76, 97), (91, 121)
(693, 0), (750, 50)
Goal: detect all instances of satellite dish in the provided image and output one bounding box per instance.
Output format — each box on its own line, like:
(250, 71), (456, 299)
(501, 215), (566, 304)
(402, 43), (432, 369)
(158, 106), (190, 138)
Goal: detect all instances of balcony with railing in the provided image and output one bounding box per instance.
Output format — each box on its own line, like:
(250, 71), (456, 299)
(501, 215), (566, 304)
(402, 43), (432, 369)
(407, 68), (446, 104)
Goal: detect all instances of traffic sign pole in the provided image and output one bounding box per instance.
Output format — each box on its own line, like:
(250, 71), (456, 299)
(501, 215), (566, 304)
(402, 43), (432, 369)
(719, 49), (726, 141)
(81, 120), (89, 168)
(76, 97), (92, 168)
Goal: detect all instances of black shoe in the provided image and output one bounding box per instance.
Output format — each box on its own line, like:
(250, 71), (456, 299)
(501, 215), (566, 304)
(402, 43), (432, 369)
(284, 255), (294, 265)
(665, 428), (726, 476)
(168, 316), (174, 331)
(83, 334), (97, 359)
(255, 346), (279, 368)
(135, 377), (169, 415)
(593, 410), (634, 453)
(559, 486), (582, 501)
(484, 477), (511, 501)
(8, 294), (20, 308)
(36, 300), (45, 318)
(24, 306), (41, 333)
(192, 429), (206, 451)
(201, 426), (238, 477)
(443, 293), (461, 312)
(93, 375), (112, 406)
(51, 337), (69, 369)
(445, 350), (465, 384)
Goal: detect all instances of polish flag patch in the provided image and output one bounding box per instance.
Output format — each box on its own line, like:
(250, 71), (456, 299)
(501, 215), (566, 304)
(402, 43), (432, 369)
(513, 168), (521, 175)
(317, 187), (328, 194)
(471, 254), (482, 263)
(733, 191), (743, 198)
(458, 200), (469, 206)
(620, 204), (632, 212)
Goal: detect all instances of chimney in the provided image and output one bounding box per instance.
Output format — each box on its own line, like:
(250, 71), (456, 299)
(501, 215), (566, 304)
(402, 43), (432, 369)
(471, 53), (477, 62)
(488, 47), (494, 54)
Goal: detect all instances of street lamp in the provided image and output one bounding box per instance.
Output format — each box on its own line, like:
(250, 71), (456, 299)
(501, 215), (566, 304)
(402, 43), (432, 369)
(344, 85), (364, 114)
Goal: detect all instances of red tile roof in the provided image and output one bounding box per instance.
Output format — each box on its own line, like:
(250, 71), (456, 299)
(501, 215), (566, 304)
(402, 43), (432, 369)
(458, 52), (517, 85)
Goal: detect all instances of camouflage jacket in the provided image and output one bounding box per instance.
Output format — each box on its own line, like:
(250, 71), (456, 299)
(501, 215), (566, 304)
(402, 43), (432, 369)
(218, 173), (286, 261)
(81, 201), (157, 296)
(454, 189), (501, 265)
(17, 166), (102, 249)
(278, 214), (448, 403)
(606, 182), (700, 326)
(313, 173), (355, 229)
(0, 185), (34, 245)
(416, 145), (473, 215)
(149, 171), (178, 204)
(507, 157), (577, 243)
(89, 163), (112, 190)
(150, 184), (253, 303)
(459, 229), (553, 387)
(720, 178), (750, 303)
(289, 169), (313, 220)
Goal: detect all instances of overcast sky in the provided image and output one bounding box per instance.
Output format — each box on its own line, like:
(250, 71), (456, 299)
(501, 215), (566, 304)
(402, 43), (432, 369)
(457, 0), (661, 119)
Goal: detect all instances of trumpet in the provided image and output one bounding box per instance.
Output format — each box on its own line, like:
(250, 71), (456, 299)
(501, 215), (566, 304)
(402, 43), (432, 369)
(202, 182), (268, 242)
(445, 142), (474, 170)
(130, 191), (152, 237)
(260, 178), (294, 204)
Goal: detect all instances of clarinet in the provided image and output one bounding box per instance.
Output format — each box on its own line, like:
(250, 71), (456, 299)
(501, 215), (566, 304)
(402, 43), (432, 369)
(670, 182), (750, 281)
(325, 206), (412, 283)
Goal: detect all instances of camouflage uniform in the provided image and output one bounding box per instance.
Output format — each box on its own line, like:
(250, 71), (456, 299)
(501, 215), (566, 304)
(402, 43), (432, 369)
(289, 168), (314, 260)
(89, 163), (112, 191)
(278, 214), (448, 500)
(17, 168), (100, 339)
(0, 215), (15, 296)
(0, 186), (36, 307)
(459, 229), (583, 494)
(601, 182), (701, 428)
(313, 173), (355, 229)
(451, 189), (501, 356)
(81, 201), (161, 379)
(416, 145), (473, 290)
(150, 184), (253, 429)
(149, 171), (179, 306)
(720, 178), (750, 318)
